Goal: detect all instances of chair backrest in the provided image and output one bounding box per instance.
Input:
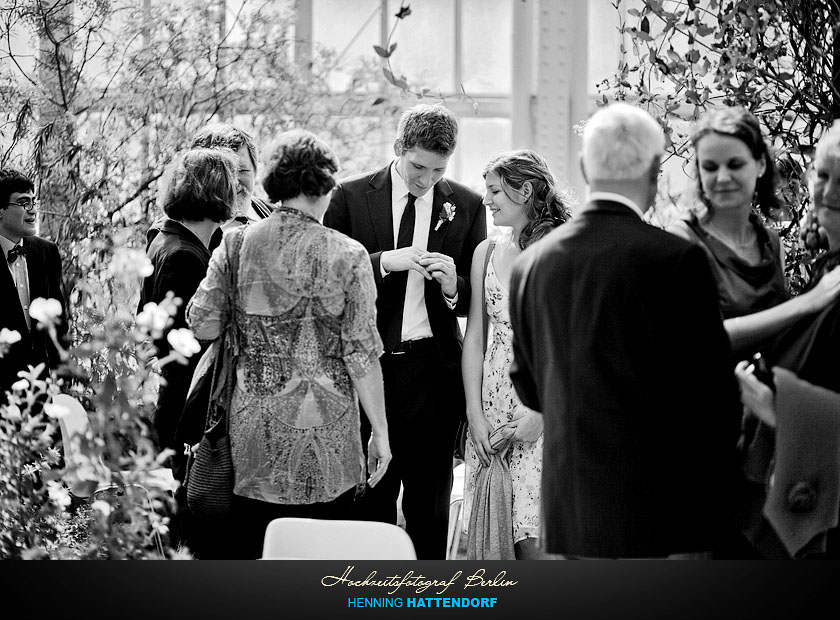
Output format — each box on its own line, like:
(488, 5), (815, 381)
(447, 498), (464, 560)
(261, 517), (417, 560)
(54, 393), (92, 466)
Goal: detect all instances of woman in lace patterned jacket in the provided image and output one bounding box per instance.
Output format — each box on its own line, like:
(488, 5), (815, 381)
(188, 130), (391, 559)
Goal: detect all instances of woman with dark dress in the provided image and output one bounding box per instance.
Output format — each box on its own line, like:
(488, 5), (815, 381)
(138, 148), (237, 557)
(668, 107), (840, 356)
(139, 148), (237, 460)
(667, 107), (840, 558)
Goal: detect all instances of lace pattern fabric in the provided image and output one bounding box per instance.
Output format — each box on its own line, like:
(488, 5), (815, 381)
(188, 208), (383, 505)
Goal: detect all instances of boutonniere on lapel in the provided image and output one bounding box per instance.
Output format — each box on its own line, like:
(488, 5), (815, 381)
(435, 201), (457, 231)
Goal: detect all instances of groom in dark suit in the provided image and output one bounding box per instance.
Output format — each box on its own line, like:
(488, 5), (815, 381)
(0, 168), (67, 401)
(325, 104), (485, 558)
(508, 103), (741, 558)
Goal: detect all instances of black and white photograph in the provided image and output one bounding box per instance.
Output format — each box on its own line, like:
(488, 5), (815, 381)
(1, 0), (837, 616)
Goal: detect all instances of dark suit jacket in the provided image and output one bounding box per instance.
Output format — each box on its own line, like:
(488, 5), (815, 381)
(139, 218), (214, 454)
(509, 200), (741, 558)
(1, 236), (67, 393)
(324, 164), (485, 419)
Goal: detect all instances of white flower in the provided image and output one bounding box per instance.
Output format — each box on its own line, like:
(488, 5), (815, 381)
(91, 500), (112, 517)
(109, 247), (154, 279)
(10, 379), (29, 392)
(136, 301), (172, 335)
(47, 482), (73, 510)
(0, 328), (22, 344)
(435, 201), (457, 231)
(43, 402), (70, 419)
(167, 328), (201, 359)
(4, 403), (22, 422)
(29, 297), (63, 326)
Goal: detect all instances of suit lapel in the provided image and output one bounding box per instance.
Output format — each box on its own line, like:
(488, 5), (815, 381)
(22, 238), (47, 302)
(366, 165), (395, 252)
(426, 179), (454, 254)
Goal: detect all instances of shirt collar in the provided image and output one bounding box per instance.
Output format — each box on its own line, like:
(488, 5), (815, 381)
(0, 234), (22, 256)
(586, 191), (646, 219)
(390, 160), (432, 204)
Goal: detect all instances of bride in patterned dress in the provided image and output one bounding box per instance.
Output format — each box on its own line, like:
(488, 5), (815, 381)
(462, 150), (570, 559)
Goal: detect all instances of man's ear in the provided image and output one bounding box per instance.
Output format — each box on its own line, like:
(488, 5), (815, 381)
(393, 140), (403, 158)
(648, 156), (661, 184)
(579, 154), (588, 184)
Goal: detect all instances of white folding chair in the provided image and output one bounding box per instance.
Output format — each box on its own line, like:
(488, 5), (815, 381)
(447, 498), (464, 560)
(261, 517), (417, 560)
(446, 462), (465, 559)
(53, 393), (177, 555)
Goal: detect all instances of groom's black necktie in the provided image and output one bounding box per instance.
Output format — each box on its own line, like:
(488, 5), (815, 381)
(386, 193), (417, 351)
(396, 192), (417, 249)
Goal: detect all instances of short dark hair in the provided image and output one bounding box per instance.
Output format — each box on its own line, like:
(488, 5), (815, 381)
(190, 123), (259, 172)
(0, 168), (35, 210)
(261, 130), (339, 203)
(162, 148), (238, 223)
(691, 106), (781, 218)
(393, 104), (458, 156)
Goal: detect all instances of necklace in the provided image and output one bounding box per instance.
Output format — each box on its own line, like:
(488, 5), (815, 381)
(704, 222), (756, 249)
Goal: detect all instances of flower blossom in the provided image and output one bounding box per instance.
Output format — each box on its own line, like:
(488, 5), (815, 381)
(109, 247), (154, 280)
(91, 500), (112, 517)
(167, 328), (201, 359)
(47, 481), (73, 510)
(0, 328), (22, 344)
(29, 297), (63, 326)
(43, 402), (70, 419)
(136, 300), (173, 336)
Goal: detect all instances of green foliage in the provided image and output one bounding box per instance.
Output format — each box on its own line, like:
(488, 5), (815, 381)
(0, 239), (187, 559)
(0, 0), (406, 559)
(1, 0), (398, 261)
(601, 0), (840, 292)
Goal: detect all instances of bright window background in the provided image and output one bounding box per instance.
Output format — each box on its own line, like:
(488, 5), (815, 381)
(313, 0), (382, 91)
(461, 0), (511, 94)
(386, 0), (455, 93)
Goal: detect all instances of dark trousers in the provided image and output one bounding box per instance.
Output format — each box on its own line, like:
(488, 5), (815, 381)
(352, 344), (458, 559)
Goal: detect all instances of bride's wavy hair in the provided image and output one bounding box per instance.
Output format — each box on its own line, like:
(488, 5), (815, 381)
(483, 150), (571, 249)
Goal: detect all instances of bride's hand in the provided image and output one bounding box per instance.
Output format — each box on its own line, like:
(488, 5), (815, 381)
(467, 405), (495, 467)
(510, 408), (543, 443)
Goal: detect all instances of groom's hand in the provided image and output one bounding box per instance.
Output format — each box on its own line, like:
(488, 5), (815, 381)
(419, 252), (457, 297)
(382, 247), (432, 279)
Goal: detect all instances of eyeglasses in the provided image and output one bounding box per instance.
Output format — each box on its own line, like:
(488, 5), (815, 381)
(6, 198), (38, 211)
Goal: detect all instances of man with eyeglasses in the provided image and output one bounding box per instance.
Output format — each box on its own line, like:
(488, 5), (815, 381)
(0, 168), (67, 402)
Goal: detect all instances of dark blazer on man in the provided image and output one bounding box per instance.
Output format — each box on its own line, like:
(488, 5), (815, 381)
(324, 163), (485, 559)
(324, 164), (486, 416)
(1, 235), (66, 394)
(509, 200), (742, 558)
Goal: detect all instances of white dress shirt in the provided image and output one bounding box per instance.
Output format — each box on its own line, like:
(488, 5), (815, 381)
(389, 162), (434, 342)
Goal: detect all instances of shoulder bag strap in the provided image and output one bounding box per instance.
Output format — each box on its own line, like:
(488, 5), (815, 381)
(481, 239), (496, 356)
(207, 228), (246, 430)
